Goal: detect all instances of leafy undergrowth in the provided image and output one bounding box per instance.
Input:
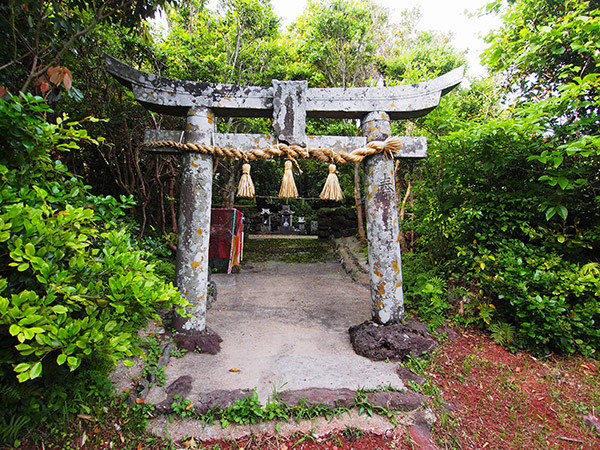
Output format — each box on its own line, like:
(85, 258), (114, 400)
(242, 238), (332, 264)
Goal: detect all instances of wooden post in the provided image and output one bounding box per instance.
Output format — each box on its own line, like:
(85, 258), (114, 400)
(362, 111), (404, 324)
(172, 108), (215, 332)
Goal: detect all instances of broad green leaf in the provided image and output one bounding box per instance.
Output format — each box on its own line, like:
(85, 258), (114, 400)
(17, 372), (30, 383)
(67, 356), (81, 371)
(557, 177), (569, 190)
(14, 363), (30, 373)
(30, 362), (42, 379)
(557, 205), (568, 220)
(51, 305), (69, 314)
(552, 156), (564, 168)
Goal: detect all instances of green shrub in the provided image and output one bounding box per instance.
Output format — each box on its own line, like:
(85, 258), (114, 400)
(455, 240), (600, 356)
(0, 93), (186, 439)
(402, 253), (451, 328)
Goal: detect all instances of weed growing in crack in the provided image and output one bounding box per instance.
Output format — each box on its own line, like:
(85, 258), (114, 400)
(171, 347), (188, 358)
(342, 425), (364, 441)
(328, 433), (344, 447)
(353, 389), (399, 425)
(290, 431), (316, 449)
(353, 391), (373, 418)
(171, 395), (195, 418)
(401, 354), (430, 375)
(221, 390), (264, 426)
(141, 335), (168, 387)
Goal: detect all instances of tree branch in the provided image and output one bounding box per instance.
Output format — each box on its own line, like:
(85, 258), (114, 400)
(21, 1), (135, 92)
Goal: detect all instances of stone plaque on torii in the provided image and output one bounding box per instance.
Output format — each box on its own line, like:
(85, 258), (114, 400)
(105, 55), (463, 332)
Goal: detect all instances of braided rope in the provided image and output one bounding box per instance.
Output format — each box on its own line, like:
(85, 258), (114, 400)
(142, 136), (402, 164)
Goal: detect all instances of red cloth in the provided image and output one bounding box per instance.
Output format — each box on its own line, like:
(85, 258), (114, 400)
(209, 209), (235, 259)
(209, 208), (243, 273)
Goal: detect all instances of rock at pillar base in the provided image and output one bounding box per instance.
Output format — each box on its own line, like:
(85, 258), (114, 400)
(173, 329), (223, 355)
(348, 319), (438, 361)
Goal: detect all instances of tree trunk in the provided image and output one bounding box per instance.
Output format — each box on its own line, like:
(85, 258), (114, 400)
(221, 159), (241, 208)
(354, 162), (366, 245)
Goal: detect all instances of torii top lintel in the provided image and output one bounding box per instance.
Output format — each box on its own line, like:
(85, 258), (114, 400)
(105, 55), (464, 122)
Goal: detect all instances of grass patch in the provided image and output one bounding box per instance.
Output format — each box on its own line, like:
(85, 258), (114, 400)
(243, 238), (332, 264)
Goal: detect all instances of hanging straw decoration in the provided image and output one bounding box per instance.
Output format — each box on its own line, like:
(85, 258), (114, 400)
(236, 162), (255, 198)
(279, 159), (298, 198)
(320, 164), (344, 201)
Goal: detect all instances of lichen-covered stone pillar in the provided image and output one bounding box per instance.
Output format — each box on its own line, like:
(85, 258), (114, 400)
(362, 111), (404, 324)
(172, 108), (214, 332)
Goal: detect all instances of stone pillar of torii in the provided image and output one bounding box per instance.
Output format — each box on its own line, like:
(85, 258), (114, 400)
(106, 56), (463, 332)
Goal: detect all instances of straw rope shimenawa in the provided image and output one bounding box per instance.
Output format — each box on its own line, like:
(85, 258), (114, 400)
(143, 136), (402, 163)
(142, 136), (402, 200)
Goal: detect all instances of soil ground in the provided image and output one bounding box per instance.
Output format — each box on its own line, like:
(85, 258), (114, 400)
(430, 329), (600, 450)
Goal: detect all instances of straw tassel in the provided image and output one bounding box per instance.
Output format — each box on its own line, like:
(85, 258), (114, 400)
(320, 164), (344, 201)
(279, 159), (298, 198)
(236, 163), (255, 198)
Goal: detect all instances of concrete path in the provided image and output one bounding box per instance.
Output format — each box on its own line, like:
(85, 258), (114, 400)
(146, 258), (404, 408)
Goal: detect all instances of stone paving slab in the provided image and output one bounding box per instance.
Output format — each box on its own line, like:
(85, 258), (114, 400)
(145, 260), (405, 408)
(150, 408), (417, 442)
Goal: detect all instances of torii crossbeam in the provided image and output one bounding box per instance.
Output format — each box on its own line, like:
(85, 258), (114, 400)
(106, 55), (464, 332)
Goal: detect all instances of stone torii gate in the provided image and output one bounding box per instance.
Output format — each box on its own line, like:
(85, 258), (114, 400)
(105, 55), (463, 332)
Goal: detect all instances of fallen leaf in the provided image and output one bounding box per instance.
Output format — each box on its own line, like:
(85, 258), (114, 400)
(186, 402), (194, 410)
(135, 398), (145, 404)
(77, 414), (95, 422)
(183, 436), (197, 448)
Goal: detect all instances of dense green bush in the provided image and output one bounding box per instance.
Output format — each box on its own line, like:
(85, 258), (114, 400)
(0, 94), (186, 439)
(454, 240), (600, 356)
(403, 65), (599, 356)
